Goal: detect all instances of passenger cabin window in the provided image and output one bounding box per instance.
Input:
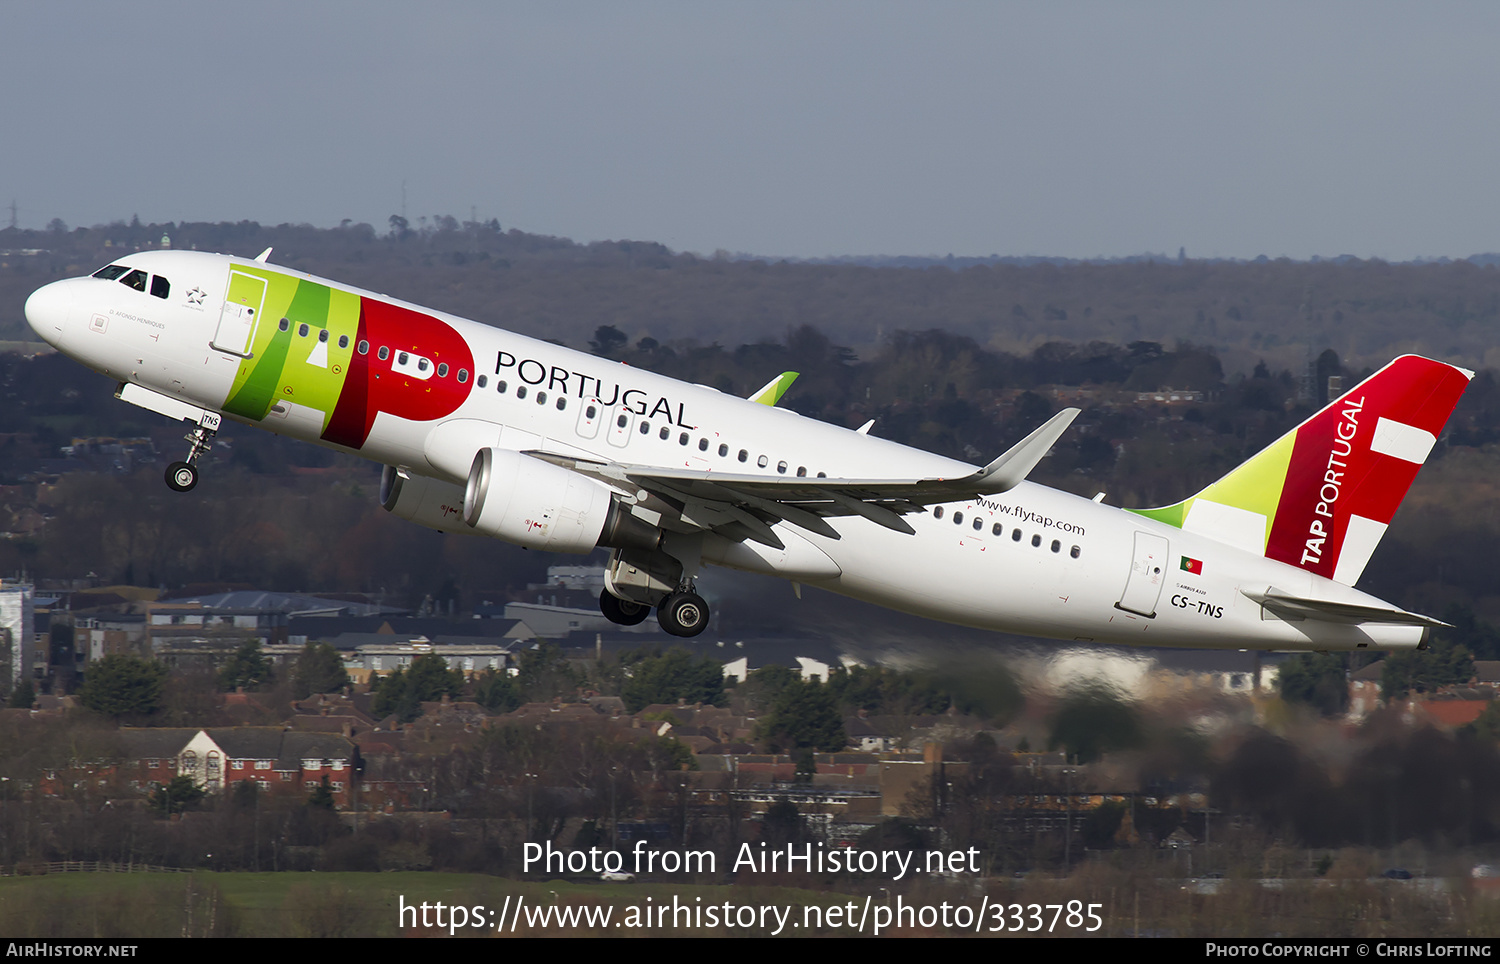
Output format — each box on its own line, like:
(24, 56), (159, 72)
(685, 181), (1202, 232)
(392, 351), (434, 380)
(377, 346), (390, 360)
(933, 506), (944, 519)
(437, 363), (448, 377)
(358, 340), (369, 354)
(298, 323), (310, 337)
(150, 275), (170, 299)
(318, 329), (329, 343)
(278, 318), (290, 332)
(339, 335), (350, 349)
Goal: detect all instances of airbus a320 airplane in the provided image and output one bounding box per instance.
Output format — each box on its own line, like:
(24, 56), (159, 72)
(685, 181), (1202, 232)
(23, 249), (1471, 649)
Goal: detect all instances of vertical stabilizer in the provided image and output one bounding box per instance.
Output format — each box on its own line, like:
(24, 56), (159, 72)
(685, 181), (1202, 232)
(1132, 355), (1472, 585)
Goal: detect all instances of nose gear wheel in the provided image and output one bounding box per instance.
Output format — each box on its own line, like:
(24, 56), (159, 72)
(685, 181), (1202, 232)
(165, 461), (198, 492)
(164, 421), (217, 492)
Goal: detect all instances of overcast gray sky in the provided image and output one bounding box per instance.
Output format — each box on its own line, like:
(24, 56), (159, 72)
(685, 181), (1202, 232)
(4, 1), (1499, 260)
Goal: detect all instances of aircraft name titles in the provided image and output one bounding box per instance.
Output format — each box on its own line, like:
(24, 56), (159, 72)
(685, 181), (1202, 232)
(1300, 395), (1365, 567)
(494, 350), (696, 428)
(108, 309), (165, 329)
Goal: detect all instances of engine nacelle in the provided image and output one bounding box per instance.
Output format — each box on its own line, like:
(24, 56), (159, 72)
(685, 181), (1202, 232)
(463, 447), (658, 554)
(380, 464), (471, 534)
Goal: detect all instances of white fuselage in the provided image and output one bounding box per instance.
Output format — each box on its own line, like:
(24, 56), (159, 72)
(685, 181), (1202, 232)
(25, 250), (1425, 651)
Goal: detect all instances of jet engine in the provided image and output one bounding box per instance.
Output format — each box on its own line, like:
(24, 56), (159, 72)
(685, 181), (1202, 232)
(462, 447), (659, 554)
(379, 465), (471, 535)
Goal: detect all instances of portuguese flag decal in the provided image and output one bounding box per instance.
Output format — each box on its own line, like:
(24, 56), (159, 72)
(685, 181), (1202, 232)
(1180, 556), (1203, 575)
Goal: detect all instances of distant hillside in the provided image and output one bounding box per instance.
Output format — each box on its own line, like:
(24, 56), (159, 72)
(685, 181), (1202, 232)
(4, 219), (1499, 373)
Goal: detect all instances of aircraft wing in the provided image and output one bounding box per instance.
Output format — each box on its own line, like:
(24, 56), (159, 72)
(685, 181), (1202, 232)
(526, 407), (1079, 549)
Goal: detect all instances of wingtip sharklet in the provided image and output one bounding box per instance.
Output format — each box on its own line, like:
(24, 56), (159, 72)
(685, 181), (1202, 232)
(971, 407), (1080, 493)
(749, 371), (799, 406)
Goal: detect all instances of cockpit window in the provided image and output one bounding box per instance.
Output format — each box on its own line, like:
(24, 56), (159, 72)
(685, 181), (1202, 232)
(92, 264), (129, 280)
(150, 275), (170, 299)
(120, 269), (148, 292)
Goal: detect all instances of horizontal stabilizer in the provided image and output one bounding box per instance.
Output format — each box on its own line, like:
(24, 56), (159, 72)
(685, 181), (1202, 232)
(1242, 590), (1449, 628)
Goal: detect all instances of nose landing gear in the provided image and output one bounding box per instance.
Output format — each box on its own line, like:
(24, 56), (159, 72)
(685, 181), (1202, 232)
(165, 461), (198, 492)
(164, 414), (220, 493)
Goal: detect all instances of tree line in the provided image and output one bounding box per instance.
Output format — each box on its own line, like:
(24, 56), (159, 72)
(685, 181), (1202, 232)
(6, 218), (1500, 369)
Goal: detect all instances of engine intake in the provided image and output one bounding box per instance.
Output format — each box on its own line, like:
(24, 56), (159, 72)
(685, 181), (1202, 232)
(379, 465), (470, 534)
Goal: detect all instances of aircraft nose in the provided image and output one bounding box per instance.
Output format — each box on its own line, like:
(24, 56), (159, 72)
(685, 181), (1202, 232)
(24, 280), (72, 347)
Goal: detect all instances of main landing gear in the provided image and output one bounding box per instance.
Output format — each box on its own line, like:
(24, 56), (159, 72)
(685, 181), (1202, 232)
(657, 590), (709, 638)
(164, 415), (220, 493)
(598, 589), (649, 626)
(598, 587), (710, 638)
(600, 542), (709, 637)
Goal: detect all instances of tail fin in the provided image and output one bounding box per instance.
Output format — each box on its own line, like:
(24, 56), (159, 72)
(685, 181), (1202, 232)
(1131, 355), (1472, 585)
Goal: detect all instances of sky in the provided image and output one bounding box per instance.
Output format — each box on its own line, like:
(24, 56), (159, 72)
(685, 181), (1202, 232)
(4, 1), (1500, 261)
